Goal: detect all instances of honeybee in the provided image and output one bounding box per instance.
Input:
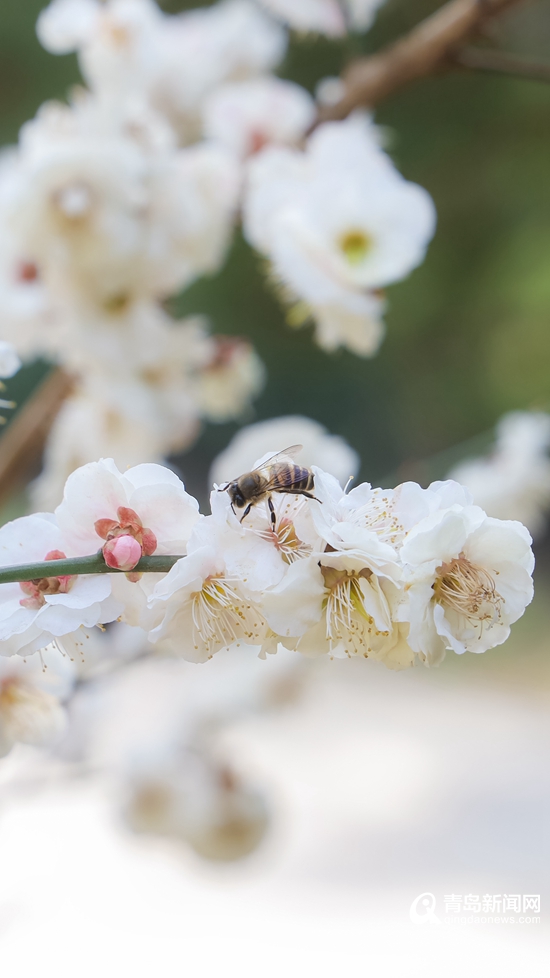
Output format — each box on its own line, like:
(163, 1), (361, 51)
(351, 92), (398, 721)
(219, 445), (318, 526)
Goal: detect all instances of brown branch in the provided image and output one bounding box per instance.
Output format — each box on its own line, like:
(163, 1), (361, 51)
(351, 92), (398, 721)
(453, 45), (550, 81)
(316, 0), (526, 121)
(0, 367), (74, 508)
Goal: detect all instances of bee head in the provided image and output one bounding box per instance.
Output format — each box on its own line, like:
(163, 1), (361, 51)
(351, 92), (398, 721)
(227, 483), (246, 509)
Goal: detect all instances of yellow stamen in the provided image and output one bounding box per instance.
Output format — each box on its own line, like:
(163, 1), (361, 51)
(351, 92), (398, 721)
(339, 229), (372, 266)
(433, 555), (502, 625)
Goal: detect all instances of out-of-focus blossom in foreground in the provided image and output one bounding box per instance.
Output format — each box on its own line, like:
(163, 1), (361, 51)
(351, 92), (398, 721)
(125, 751), (270, 861)
(0, 642), (75, 757)
(447, 411), (550, 539)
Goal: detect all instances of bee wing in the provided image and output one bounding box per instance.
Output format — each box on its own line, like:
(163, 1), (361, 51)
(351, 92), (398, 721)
(250, 445), (303, 472)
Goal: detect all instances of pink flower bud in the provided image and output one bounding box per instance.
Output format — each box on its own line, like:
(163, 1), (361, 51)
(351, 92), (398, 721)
(103, 534), (142, 572)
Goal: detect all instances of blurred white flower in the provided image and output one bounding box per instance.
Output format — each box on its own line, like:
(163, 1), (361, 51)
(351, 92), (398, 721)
(343, 0), (387, 32)
(399, 503), (534, 663)
(0, 514), (122, 658)
(124, 750), (269, 860)
(447, 411), (550, 539)
(29, 307), (264, 510)
(156, 0), (288, 140)
(210, 415), (359, 488)
(287, 286), (386, 357)
(256, 0), (346, 36)
(0, 341), (21, 379)
(30, 391), (177, 513)
(244, 115), (436, 354)
(4, 100), (240, 309)
(203, 77), (315, 159)
(194, 336), (266, 423)
(0, 642), (76, 757)
(39, 0), (287, 143)
(257, 0), (386, 35)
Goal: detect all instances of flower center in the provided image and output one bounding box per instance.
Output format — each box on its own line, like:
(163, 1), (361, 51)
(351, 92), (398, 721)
(338, 229), (373, 266)
(320, 564), (377, 655)
(53, 181), (93, 221)
(191, 577), (263, 656)
(433, 555), (502, 624)
(258, 517), (311, 564)
(19, 550), (75, 610)
(104, 292), (131, 315)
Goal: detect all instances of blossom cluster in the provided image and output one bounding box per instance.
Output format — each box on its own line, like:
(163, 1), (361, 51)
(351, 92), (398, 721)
(0, 0), (436, 509)
(0, 454), (534, 677)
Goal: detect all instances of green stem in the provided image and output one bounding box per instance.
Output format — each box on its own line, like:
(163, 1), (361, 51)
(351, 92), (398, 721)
(0, 553), (181, 585)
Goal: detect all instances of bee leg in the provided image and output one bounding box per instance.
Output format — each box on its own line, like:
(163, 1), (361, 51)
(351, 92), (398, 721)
(278, 489), (321, 503)
(240, 504), (252, 523)
(267, 495), (277, 528)
(297, 491), (321, 503)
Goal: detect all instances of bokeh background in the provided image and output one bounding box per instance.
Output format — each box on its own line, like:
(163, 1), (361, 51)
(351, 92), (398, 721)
(0, 1), (549, 974)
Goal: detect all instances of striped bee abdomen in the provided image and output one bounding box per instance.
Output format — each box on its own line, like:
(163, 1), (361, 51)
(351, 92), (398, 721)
(269, 464), (314, 492)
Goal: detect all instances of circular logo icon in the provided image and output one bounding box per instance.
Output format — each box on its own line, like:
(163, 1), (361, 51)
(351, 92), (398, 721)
(409, 892), (440, 925)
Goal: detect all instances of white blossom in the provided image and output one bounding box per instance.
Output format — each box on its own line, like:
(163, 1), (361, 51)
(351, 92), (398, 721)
(39, 0), (287, 143)
(256, 0), (346, 36)
(244, 115), (436, 354)
(124, 748), (269, 860)
(4, 100), (240, 309)
(207, 483), (322, 592)
(203, 77), (315, 159)
(399, 503), (534, 663)
(343, 0), (387, 33)
(193, 336), (266, 423)
(0, 514), (122, 658)
(0, 642), (76, 757)
(0, 455), (536, 671)
(55, 458), (200, 562)
(145, 541), (267, 662)
(0, 341), (21, 380)
(448, 411), (550, 539)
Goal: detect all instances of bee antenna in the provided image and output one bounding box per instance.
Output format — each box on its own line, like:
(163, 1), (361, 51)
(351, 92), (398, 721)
(344, 476), (354, 494)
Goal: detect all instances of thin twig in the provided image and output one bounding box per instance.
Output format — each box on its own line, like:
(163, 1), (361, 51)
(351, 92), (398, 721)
(315, 0), (526, 121)
(454, 45), (550, 81)
(0, 553), (180, 585)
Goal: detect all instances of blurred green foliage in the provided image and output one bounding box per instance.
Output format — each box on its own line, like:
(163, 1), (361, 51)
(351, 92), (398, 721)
(1, 0), (549, 495)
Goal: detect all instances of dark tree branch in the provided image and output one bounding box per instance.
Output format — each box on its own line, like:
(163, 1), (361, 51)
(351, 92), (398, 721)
(315, 0), (528, 121)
